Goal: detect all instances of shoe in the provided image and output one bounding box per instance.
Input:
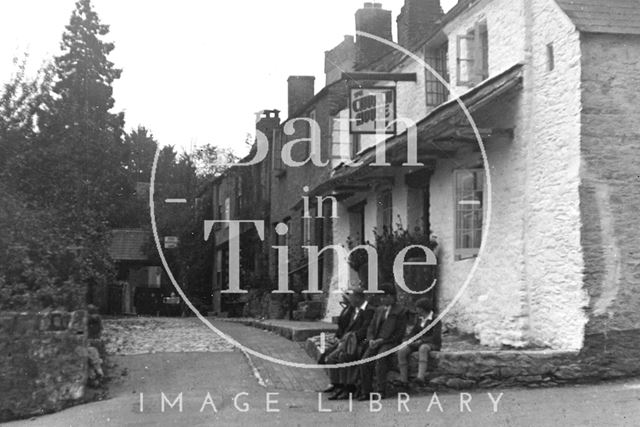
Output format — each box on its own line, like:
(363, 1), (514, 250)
(321, 385), (339, 394)
(412, 377), (427, 387)
(357, 393), (371, 402)
(328, 390), (350, 401)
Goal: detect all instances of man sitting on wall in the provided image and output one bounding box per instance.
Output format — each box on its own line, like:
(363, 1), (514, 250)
(319, 291), (355, 393)
(358, 283), (408, 400)
(325, 285), (375, 400)
(397, 297), (442, 385)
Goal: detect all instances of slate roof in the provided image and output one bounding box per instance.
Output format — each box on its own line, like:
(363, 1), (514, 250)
(555, 0), (640, 35)
(108, 229), (149, 261)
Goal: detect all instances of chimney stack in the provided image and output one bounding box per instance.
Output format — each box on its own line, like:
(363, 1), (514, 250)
(355, 2), (393, 69)
(287, 76), (315, 118)
(397, 0), (444, 49)
(325, 35), (356, 85)
(255, 109), (281, 141)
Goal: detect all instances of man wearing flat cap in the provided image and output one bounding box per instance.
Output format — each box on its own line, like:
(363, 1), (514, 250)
(358, 282), (408, 400)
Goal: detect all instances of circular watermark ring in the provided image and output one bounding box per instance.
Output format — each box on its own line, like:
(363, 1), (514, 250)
(149, 31), (493, 369)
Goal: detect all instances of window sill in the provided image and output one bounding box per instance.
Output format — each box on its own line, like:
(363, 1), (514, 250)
(454, 252), (479, 262)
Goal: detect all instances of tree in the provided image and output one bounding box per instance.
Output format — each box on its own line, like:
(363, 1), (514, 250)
(0, 0), (126, 311)
(126, 126), (157, 183)
(192, 144), (238, 180)
(0, 55), (53, 189)
(29, 0), (128, 225)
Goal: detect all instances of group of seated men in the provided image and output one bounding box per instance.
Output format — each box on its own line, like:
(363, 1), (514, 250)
(318, 282), (442, 401)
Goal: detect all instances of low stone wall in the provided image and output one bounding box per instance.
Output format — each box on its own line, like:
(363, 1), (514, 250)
(306, 329), (640, 390)
(0, 311), (88, 422)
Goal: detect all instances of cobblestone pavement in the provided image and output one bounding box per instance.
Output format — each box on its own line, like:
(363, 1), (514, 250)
(102, 317), (328, 392)
(103, 317), (234, 355)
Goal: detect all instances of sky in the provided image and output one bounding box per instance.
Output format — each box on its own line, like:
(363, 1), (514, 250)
(0, 0), (457, 156)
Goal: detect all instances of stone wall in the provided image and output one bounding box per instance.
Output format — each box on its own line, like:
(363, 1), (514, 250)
(306, 330), (640, 391)
(579, 33), (640, 339)
(0, 311), (88, 422)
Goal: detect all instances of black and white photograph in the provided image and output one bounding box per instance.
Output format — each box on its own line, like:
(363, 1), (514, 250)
(1, 0), (639, 425)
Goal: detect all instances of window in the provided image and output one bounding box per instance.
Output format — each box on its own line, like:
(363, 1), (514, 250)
(454, 169), (484, 260)
(351, 133), (361, 159)
(456, 22), (488, 86)
(378, 190), (393, 232)
(425, 44), (449, 107)
(301, 208), (313, 247)
(546, 43), (555, 71)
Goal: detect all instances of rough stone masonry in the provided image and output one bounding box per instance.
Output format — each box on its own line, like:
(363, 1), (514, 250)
(0, 311), (88, 422)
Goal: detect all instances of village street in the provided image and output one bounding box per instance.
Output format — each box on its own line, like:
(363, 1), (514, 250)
(6, 317), (640, 427)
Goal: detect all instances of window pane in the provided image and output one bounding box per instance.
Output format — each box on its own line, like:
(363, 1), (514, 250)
(455, 169), (484, 256)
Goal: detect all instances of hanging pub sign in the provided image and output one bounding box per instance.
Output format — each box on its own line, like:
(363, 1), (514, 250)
(349, 87), (397, 135)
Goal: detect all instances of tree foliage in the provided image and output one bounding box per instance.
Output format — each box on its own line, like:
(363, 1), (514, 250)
(0, 0), (125, 310)
(0, 0), (238, 312)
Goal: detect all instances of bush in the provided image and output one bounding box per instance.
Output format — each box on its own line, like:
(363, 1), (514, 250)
(0, 187), (114, 311)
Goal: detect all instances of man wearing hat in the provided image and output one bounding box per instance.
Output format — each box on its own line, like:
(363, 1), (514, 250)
(358, 282), (408, 400)
(321, 284), (374, 400)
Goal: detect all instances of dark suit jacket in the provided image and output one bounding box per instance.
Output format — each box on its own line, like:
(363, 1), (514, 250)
(335, 304), (355, 340)
(343, 304), (375, 345)
(367, 304), (408, 348)
(407, 315), (442, 351)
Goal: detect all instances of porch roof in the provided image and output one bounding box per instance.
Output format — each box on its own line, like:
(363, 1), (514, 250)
(309, 63), (524, 199)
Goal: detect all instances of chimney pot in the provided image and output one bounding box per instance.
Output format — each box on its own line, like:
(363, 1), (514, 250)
(287, 76), (315, 118)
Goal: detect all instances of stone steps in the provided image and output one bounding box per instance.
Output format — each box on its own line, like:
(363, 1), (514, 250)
(220, 318), (337, 342)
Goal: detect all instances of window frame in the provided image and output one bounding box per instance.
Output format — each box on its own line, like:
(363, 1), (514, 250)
(546, 43), (555, 71)
(426, 43), (450, 107)
(456, 31), (476, 86)
(453, 169), (485, 261)
(456, 21), (488, 86)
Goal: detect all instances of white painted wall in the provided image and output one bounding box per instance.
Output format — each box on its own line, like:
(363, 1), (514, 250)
(524, 0), (588, 350)
(325, 0), (589, 351)
(435, 0), (588, 350)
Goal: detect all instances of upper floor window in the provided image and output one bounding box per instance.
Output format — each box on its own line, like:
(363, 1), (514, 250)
(426, 44), (449, 107)
(456, 22), (488, 86)
(454, 169), (484, 260)
(546, 43), (555, 71)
